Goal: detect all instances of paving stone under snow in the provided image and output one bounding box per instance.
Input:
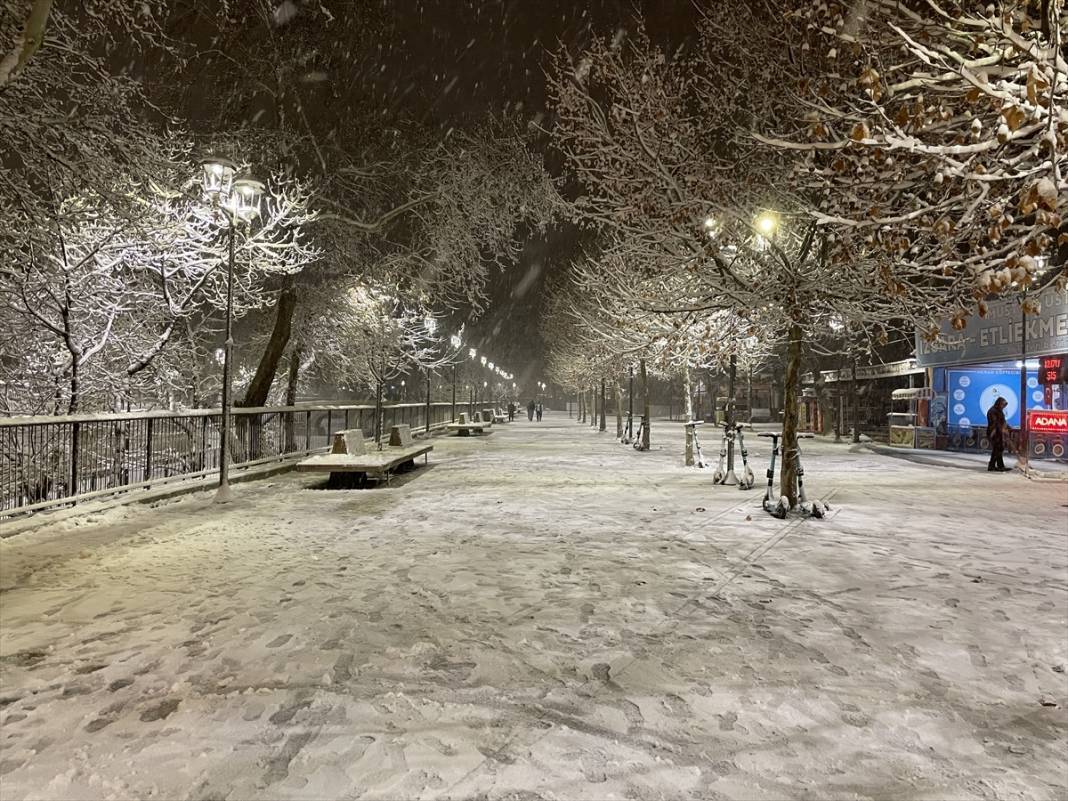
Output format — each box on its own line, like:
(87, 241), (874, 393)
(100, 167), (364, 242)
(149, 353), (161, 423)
(0, 415), (1066, 800)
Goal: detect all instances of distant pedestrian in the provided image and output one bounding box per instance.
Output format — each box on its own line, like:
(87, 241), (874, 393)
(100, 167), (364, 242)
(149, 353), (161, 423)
(986, 397), (1010, 472)
(536, 402), (543, 422)
(527, 399), (535, 421)
(508, 401), (516, 422)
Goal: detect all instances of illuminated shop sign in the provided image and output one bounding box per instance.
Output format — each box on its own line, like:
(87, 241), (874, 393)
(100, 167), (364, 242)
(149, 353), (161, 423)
(1028, 409), (1068, 434)
(1038, 354), (1067, 386)
(915, 286), (1068, 367)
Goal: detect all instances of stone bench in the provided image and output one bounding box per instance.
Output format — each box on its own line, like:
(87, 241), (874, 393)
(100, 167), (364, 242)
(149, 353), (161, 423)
(492, 408), (508, 424)
(447, 412), (490, 436)
(297, 426), (432, 486)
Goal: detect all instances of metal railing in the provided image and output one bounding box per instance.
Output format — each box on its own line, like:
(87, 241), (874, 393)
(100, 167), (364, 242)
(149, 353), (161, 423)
(0, 401), (457, 517)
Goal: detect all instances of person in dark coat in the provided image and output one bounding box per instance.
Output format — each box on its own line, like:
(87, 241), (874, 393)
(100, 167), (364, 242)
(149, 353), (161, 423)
(986, 397), (1010, 472)
(507, 401), (516, 422)
(536, 402), (543, 422)
(527, 399), (536, 421)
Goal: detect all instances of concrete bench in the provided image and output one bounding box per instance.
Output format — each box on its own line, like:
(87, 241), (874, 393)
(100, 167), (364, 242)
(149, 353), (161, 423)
(492, 409), (508, 424)
(297, 426), (432, 486)
(447, 412), (490, 436)
(479, 409), (495, 424)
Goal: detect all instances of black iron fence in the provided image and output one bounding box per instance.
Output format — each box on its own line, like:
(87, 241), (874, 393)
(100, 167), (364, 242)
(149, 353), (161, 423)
(0, 401), (456, 516)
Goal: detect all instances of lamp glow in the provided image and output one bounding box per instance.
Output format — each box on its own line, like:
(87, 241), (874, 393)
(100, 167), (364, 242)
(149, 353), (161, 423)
(755, 212), (778, 236)
(229, 176), (264, 222)
(199, 155), (237, 197)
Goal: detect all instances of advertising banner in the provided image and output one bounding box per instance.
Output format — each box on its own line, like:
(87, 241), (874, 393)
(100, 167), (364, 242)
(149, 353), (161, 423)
(945, 368), (1043, 429)
(915, 286), (1068, 368)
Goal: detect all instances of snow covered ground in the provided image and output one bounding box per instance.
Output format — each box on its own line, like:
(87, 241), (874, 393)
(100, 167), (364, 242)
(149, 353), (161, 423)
(1, 413), (1066, 800)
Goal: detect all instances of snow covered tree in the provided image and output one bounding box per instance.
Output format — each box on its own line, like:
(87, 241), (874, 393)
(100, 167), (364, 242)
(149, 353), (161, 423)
(0, 156), (318, 413)
(547, 16), (937, 507)
(756, 0), (1068, 328)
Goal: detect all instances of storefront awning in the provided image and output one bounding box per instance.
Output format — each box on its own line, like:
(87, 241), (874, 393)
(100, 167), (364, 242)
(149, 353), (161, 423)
(891, 387), (933, 400)
(803, 358), (924, 385)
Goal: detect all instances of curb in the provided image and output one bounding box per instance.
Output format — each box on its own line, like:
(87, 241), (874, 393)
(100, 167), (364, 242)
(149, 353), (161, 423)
(863, 443), (1068, 482)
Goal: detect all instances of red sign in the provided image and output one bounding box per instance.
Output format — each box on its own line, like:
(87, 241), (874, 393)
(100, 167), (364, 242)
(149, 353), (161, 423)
(1028, 409), (1068, 434)
(1039, 355), (1067, 386)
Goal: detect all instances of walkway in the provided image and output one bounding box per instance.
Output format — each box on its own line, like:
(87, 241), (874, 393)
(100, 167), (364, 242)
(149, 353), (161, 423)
(1, 414), (1066, 800)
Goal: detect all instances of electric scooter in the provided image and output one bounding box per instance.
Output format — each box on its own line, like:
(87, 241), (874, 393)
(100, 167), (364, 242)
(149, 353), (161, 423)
(632, 415), (648, 451)
(757, 431), (827, 518)
(735, 425), (756, 489)
(712, 422), (755, 489)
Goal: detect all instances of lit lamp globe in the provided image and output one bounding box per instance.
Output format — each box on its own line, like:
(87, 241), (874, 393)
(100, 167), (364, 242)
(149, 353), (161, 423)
(230, 176), (264, 222)
(480, 356), (487, 367)
(755, 212), (778, 236)
(199, 155), (237, 197)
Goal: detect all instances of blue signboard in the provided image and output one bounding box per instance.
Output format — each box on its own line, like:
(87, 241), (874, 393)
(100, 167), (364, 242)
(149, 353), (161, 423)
(916, 285), (1068, 367)
(946, 368), (1044, 428)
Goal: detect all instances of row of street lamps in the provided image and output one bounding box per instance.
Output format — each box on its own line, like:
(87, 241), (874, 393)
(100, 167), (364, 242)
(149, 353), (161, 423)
(198, 154), (539, 500)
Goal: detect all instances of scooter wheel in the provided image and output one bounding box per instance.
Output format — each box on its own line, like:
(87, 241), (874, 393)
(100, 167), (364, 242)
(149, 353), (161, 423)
(712, 470), (725, 483)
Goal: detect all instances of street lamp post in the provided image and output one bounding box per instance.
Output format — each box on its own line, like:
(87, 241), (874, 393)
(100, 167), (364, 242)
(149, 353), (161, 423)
(449, 334), (462, 422)
(425, 368), (432, 434)
(199, 157), (263, 504)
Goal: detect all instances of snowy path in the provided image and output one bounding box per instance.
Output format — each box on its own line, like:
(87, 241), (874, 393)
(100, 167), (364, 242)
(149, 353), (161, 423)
(1, 414), (1066, 800)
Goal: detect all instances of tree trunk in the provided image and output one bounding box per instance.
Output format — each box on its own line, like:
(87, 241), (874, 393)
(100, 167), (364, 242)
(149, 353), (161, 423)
(641, 358), (650, 450)
(614, 381), (623, 438)
(747, 365), (754, 424)
(284, 346), (302, 406)
(0, 0), (53, 89)
(240, 288), (298, 407)
(727, 355), (737, 429)
(850, 359), (861, 443)
(780, 323), (803, 508)
(283, 347), (301, 452)
(683, 366), (694, 422)
(67, 359), (79, 415)
(809, 352), (826, 434)
(599, 378), (607, 432)
(705, 373), (719, 423)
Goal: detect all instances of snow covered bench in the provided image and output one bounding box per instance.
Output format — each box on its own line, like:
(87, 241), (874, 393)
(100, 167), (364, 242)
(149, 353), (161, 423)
(493, 408), (508, 424)
(446, 412), (490, 436)
(296, 426), (432, 487)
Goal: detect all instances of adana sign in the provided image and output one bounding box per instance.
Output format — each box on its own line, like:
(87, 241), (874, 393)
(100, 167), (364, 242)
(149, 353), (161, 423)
(915, 285), (1068, 368)
(1028, 409), (1068, 434)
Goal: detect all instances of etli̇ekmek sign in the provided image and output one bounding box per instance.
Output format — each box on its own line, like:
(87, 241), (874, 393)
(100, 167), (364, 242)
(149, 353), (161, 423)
(915, 285), (1068, 367)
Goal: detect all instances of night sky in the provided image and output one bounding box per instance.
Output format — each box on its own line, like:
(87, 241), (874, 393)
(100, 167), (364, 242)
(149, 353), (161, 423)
(359, 0), (702, 383)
